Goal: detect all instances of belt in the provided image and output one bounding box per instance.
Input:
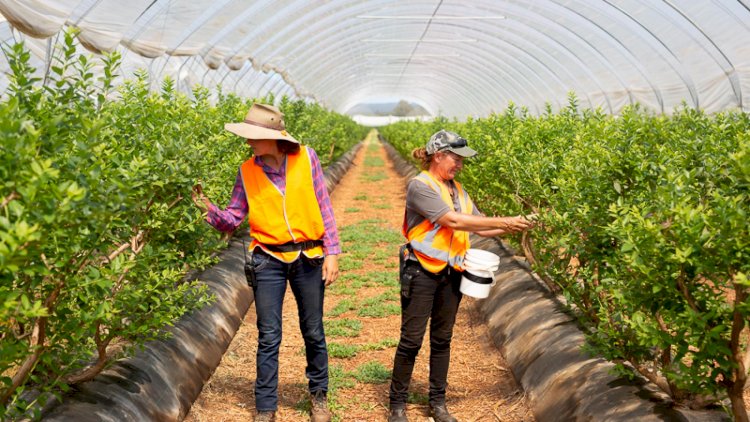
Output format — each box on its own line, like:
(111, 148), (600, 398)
(260, 239), (323, 253)
(406, 260), (457, 279)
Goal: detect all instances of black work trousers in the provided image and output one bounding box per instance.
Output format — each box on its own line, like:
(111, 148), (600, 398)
(389, 261), (463, 408)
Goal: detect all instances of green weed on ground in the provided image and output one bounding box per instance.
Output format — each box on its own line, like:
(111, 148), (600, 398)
(339, 258), (364, 271)
(326, 338), (399, 360)
(362, 172), (387, 182)
(325, 318), (362, 337)
(357, 302), (401, 318)
(327, 343), (359, 359)
(328, 282), (356, 296)
(328, 298), (357, 317)
(408, 392), (429, 405)
(364, 156), (384, 167)
(360, 338), (399, 351)
(351, 361), (392, 384)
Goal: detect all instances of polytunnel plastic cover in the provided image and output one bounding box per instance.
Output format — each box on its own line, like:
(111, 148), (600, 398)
(1, 0), (749, 118)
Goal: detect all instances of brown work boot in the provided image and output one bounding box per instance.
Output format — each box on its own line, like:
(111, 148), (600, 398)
(255, 410), (276, 422)
(388, 406), (408, 422)
(310, 390), (331, 422)
(429, 404), (457, 422)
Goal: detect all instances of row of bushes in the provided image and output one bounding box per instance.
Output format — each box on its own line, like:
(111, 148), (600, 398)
(0, 31), (366, 419)
(380, 98), (750, 420)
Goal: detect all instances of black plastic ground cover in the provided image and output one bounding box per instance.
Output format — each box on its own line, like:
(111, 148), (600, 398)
(379, 136), (729, 422)
(38, 143), (363, 421)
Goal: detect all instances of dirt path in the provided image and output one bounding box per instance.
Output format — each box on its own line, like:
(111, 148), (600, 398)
(185, 131), (534, 421)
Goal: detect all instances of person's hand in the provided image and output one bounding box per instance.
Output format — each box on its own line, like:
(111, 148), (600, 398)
(504, 215), (535, 232)
(322, 254), (339, 286)
(191, 183), (209, 212)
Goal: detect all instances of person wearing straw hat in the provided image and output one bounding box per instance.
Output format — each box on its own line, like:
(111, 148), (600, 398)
(388, 130), (534, 422)
(191, 103), (339, 422)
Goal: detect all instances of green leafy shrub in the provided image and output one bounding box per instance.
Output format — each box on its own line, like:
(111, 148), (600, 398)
(0, 32), (365, 419)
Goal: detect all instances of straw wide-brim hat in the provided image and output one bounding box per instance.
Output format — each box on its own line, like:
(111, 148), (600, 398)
(224, 103), (299, 143)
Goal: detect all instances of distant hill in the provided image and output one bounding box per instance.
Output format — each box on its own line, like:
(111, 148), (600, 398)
(346, 100), (430, 117)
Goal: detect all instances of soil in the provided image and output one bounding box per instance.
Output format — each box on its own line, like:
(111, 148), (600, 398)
(184, 132), (535, 421)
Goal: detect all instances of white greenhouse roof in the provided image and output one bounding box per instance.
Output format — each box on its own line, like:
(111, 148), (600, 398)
(1, 1), (749, 118)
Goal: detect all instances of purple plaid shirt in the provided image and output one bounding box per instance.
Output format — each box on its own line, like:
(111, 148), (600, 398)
(206, 146), (341, 255)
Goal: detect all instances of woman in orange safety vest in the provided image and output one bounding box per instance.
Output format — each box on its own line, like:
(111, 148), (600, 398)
(191, 103), (338, 422)
(388, 130), (534, 422)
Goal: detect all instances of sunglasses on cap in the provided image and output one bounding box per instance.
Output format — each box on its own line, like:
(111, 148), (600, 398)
(437, 137), (468, 151)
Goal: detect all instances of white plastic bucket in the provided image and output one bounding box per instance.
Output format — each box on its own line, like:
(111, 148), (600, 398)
(460, 268), (494, 298)
(464, 259), (499, 272)
(464, 249), (500, 267)
(460, 249), (501, 298)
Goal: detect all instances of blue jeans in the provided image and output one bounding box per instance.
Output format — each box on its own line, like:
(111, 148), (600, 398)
(251, 250), (328, 412)
(389, 261), (462, 408)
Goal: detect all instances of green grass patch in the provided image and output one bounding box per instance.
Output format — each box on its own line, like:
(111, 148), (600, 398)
(339, 221), (402, 274)
(352, 361), (392, 384)
(364, 156), (384, 167)
(380, 290), (400, 302)
(362, 172), (387, 182)
(344, 207), (360, 213)
(339, 273), (366, 283)
(369, 271), (399, 288)
(354, 193), (368, 201)
(330, 364), (357, 390)
(357, 302), (401, 318)
(340, 221), (402, 247)
(328, 282), (356, 296)
(360, 338), (399, 351)
(372, 248), (393, 263)
(407, 392), (429, 405)
(325, 318), (362, 338)
(350, 275), (373, 289)
(328, 298), (356, 317)
(339, 257), (364, 271)
(373, 203), (392, 209)
(327, 338), (399, 359)
(358, 218), (388, 225)
(343, 273), (368, 289)
(344, 243), (374, 260)
(347, 272), (398, 289)
(361, 292), (399, 305)
(328, 342), (359, 359)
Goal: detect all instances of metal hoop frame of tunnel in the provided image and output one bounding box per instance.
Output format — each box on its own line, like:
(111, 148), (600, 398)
(1, 1), (749, 118)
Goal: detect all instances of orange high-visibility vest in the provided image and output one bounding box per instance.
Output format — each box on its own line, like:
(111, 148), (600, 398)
(240, 146), (325, 262)
(403, 171), (473, 273)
